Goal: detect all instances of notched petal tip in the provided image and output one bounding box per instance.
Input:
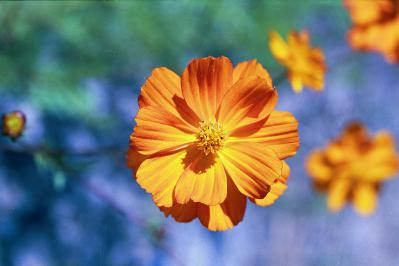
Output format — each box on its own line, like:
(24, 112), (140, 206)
(181, 56), (234, 120)
(251, 161), (290, 207)
(138, 66), (181, 109)
(126, 147), (148, 173)
(217, 76), (278, 132)
(220, 143), (283, 199)
(233, 59), (273, 86)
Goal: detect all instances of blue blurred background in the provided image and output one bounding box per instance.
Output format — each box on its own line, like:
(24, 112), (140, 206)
(1, 1), (399, 266)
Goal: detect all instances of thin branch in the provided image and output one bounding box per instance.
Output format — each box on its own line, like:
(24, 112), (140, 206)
(75, 177), (186, 266)
(78, 178), (146, 227)
(0, 142), (125, 157)
(1, 141), (186, 266)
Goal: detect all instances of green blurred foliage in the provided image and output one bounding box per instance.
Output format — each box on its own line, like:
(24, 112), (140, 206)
(0, 0), (348, 126)
(0, 1), (345, 81)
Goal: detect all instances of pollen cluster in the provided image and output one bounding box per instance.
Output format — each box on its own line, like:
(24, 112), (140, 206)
(196, 120), (226, 155)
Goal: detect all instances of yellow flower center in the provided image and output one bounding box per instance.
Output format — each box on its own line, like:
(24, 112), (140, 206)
(196, 120), (226, 155)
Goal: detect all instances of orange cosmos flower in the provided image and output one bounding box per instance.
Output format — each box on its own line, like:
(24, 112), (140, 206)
(306, 122), (399, 215)
(269, 30), (326, 93)
(2, 111), (26, 141)
(345, 0), (399, 63)
(127, 56), (300, 231)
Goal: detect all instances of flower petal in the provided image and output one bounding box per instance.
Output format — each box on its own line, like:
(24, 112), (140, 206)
(131, 106), (196, 155)
(293, 71), (324, 92)
(198, 178), (247, 231)
(159, 201), (197, 223)
(341, 122), (368, 145)
(348, 19), (399, 63)
(306, 150), (333, 182)
(288, 73), (304, 93)
(217, 76), (277, 132)
(288, 31), (309, 48)
(138, 67), (181, 109)
(219, 142), (282, 199)
(361, 132), (399, 181)
(181, 56), (233, 120)
(269, 31), (290, 62)
(327, 178), (351, 212)
(251, 161), (290, 206)
(352, 182), (377, 216)
(325, 142), (347, 165)
(135, 149), (188, 207)
(173, 149), (227, 205)
(127, 146), (148, 173)
(138, 67), (201, 127)
(344, 0), (395, 26)
(233, 59), (273, 86)
(229, 111), (299, 159)
(160, 178), (246, 231)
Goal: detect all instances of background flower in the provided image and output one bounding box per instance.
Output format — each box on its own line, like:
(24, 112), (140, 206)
(345, 0), (399, 63)
(269, 30), (327, 92)
(306, 122), (399, 215)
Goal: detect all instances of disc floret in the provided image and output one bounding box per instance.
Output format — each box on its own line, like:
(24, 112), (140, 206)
(196, 120), (226, 155)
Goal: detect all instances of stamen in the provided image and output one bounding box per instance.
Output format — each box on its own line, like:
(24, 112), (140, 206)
(196, 120), (226, 155)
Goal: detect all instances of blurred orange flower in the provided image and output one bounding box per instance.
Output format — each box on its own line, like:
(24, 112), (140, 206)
(269, 30), (326, 93)
(2, 111), (26, 141)
(345, 0), (399, 63)
(128, 56), (300, 231)
(306, 122), (399, 215)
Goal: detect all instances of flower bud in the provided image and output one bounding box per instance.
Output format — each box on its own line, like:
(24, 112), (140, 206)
(2, 111), (26, 141)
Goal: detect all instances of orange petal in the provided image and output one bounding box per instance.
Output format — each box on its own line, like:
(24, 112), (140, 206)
(138, 67), (181, 109)
(251, 161), (290, 206)
(279, 160), (291, 183)
(159, 201), (198, 223)
(299, 72), (325, 91)
(217, 76), (277, 132)
(173, 149), (227, 205)
(131, 106), (196, 155)
(306, 150), (333, 182)
(311, 47), (326, 62)
(343, 122), (367, 139)
(352, 182), (377, 216)
(374, 131), (396, 147)
(327, 178), (351, 212)
(181, 56), (233, 120)
(229, 111), (299, 160)
(232, 59), (273, 86)
(344, 0), (395, 26)
(299, 31), (310, 43)
(138, 67), (201, 127)
(160, 178), (246, 231)
(219, 142), (282, 199)
(288, 73), (304, 93)
(135, 149), (188, 207)
(361, 132), (399, 181)
(288, 31), (307, 48)
(198, 178), (246, 231)
(348, 18), (399, 63)
(325, 142), (347, 165)
(269, 31), (290, 62)
(127, 146), (148, 173)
